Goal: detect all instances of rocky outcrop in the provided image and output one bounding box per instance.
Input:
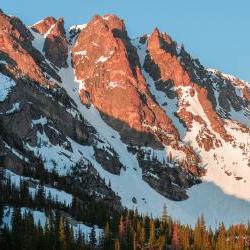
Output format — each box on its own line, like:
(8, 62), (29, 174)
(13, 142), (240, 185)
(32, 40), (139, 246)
(31, 16), (57, 35)
(72, 15), (182, 149)
(0, 70), (89, 154)
(161, 32), (250, 122)
(0, 11), (60, 83)
(94, 147), (124, 175)
(144, 28), (232, 144)
(72, 15), (204, 176)
(32, 17), (68, 68)
(43, 18), (68, 68)
(134, 147), (201, 200)
(0, 12), (44, 83)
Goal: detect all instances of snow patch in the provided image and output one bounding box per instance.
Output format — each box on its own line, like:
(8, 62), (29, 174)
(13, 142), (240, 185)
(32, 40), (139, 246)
(74, 50), (87, 56)
(95, 55), (111, 63)
(32, 116), (48, 127)
(0, 73), (16, 102)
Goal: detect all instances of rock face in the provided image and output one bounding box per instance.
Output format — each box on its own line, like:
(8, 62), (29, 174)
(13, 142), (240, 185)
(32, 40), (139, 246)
(0, 12), (60, 84)
(32, 17), (68, 68)
(0, 12), (44, 83)
(31, 17), (57, 35)
(72, 15), (203, 177)
(94, 148), (124, 175)
(72, 15), (180, 149)
(144, 28), (233, 150)
(131, 146), (201, 200)
(43, 18), (68, 68)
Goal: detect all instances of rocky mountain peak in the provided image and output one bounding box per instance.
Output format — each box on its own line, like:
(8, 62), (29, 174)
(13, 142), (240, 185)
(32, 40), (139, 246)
(72, 14), (182, 149)
(148, 28), (173, 51)
(31, 16), (57, 35)
(42, 17), (68, 68)
(0, 11), (46, 83)
(89, 14), (126, 34)
(49, 17), (66, 37)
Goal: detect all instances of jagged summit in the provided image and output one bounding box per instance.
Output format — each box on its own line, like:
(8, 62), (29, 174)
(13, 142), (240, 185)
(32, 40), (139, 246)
(31, 16), (57, 35)
(0, 9), (249, 227)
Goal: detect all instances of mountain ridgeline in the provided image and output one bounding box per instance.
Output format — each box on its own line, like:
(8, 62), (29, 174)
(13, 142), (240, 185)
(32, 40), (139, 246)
(0, 9), (250, 248)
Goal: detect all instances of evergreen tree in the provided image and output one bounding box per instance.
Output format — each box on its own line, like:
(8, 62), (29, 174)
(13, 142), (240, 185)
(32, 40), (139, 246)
(149, 218), (155, 246)
(11, 207), (22, 249)
(36, 184), (45, 208)
(138, 221), (145, 247)
(104, 222), (111, 250)
(194, 215), (207, 250)
(171, 223), (180, 250)
(114, 238), (120, 250)
(89, 225), (97, 249)
(59, 217), (66, 250)
(118, 215), (125, 239)
(215, 223), (227, 250)
(0, 197), (3, 226)
(162, 203), (168, 223)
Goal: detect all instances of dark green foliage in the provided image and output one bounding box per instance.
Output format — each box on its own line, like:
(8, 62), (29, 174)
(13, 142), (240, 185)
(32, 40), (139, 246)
(1, 167), (250, 249)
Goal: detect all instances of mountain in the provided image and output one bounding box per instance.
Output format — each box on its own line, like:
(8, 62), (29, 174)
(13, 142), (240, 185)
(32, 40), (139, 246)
(0, 9), (249, 230)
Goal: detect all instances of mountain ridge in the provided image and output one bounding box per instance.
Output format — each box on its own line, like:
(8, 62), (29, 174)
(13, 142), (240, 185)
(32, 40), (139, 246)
(0, 10), (249, 228)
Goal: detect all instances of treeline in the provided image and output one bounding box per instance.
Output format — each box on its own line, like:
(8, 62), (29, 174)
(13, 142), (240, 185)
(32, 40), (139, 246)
(101, 207), (250, 250)
(1, 203), (250, 249)
(0, 163), (120, 229)
(0, 206), (95, 250)
(1, 168), (250, 249)
(0, 168), (119, 232)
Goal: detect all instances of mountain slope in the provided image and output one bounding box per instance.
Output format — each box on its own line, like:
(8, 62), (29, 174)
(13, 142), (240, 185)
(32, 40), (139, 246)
(0, 10), (249, 228)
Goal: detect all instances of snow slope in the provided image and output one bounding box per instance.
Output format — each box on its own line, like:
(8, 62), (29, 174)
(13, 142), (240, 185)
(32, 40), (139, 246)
(0, 73), (16, 102)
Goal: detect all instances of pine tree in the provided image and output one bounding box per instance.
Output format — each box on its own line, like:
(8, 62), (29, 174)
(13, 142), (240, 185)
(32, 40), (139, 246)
(162, 203), (168, 223)
(89, 226), (97, 249)
(215, 223), (227, 250)
(104, 222), (112, 250)
(114, 238), (120, 250)
(118, 215), (125, 239)
(36, 184), (45, 208)
(133, 231), (137, 250)
(58, 217), (66, 250)
(180, 226), (190, 250)
(11, 207), (22, 249)
(0, 197), (3, 226)
(171, 223), (180, 250)
(149, 218), (155, 246)
(194, 215), (207, 250)
(138, 221), (145, 247)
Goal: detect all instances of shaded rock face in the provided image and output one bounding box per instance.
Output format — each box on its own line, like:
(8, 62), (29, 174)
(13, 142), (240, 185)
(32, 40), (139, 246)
(131, 146), (201, 201)
(0, 70), (89, 154)
(94, 147), (123, 175)
(72, 15), (181, 149)
(212, 73), (250, 117)
(144, 28), (232, 147)
(43, 18), (68, 68)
